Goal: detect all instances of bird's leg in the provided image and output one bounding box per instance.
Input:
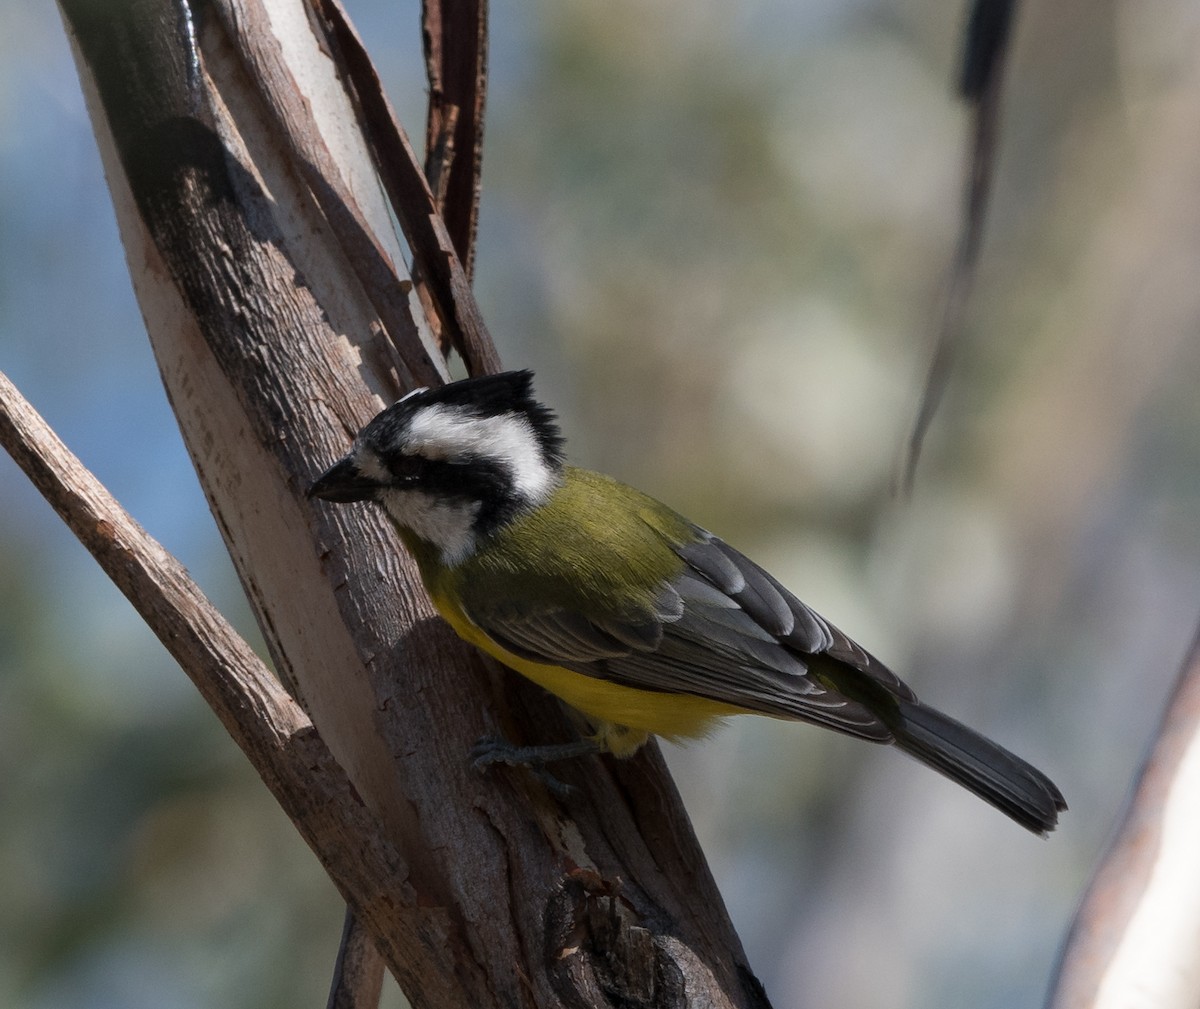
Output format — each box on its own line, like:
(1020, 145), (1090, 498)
(470, 735), (601, 799)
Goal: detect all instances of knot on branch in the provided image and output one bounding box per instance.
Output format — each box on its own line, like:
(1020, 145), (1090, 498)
(544, 868), (687, 1009)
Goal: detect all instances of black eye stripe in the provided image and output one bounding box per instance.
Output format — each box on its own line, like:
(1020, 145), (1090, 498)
(381, 454), (520, 535)
(387, 454), (425, 480)
(419, 456), (508, 496)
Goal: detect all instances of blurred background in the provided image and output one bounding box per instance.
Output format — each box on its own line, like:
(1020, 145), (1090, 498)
(3, 0), (1200, 1006)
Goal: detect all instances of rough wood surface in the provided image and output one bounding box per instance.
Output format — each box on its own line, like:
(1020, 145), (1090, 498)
(50, 1), (770, 1006)
(421, 0), (488, 278)
(313, 0), (502, 377)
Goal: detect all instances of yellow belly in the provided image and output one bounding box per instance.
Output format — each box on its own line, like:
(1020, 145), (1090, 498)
(431, 592), (745, 757)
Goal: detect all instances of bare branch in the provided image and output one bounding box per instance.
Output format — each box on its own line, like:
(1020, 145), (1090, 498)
(312, 0), (501, 376)
(213, 0), (448, 393)
(326, 908), (386, 1009)
(421, 0), (488, 278)
(0, 370), (423, 995)
(423, 102), (460, 209)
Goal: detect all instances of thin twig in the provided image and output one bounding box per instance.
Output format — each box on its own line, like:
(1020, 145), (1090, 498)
(898, 0), (1018, 492)
(415, 102), (460, 359)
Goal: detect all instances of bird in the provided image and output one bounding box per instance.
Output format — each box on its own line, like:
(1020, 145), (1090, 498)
(308, 370), (1065, 834)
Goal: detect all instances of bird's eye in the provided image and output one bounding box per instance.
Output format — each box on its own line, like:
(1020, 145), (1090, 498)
(388, 454), (424, 480)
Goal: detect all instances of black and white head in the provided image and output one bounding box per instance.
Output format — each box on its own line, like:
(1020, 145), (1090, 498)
(308, 371), (565, 564)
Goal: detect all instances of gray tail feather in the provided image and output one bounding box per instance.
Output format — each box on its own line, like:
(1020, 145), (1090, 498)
(892, 700), (1066, 836)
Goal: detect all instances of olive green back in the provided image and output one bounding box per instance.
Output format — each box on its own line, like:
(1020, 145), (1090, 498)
(405, 467), (696, 621)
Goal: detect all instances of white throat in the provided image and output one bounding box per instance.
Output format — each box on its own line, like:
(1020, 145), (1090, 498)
(379, 488), (481, 566)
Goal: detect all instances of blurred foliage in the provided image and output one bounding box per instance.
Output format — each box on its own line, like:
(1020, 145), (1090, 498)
(3, 0), (1200, 1007)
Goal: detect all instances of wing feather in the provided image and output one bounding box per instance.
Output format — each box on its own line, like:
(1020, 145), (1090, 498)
(687, 534), (914, 697)
(463, 521), (908, 741)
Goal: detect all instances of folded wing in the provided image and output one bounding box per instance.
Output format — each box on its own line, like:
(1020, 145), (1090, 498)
(470, 526), (905, 742)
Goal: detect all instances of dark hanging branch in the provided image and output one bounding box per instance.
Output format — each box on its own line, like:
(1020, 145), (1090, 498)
(899, 0), (1019, 492)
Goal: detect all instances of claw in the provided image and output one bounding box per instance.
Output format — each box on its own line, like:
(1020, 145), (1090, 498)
(470, 735), (601, 798)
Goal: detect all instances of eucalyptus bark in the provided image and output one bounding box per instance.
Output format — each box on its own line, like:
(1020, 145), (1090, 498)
(49, 1), (769, 1006)
(422, 0), (488, 277)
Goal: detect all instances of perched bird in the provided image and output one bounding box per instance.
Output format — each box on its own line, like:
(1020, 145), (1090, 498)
(309, 371), (1065, 834)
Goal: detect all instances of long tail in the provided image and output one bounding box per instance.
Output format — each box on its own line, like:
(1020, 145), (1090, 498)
(891, 699), (1066, 836)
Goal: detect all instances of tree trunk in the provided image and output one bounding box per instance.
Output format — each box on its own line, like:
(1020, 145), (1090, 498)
(49, 0), (770, 1006)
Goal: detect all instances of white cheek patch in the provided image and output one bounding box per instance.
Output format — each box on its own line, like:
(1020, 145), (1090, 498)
(404, 404), (555, 502)
(379, 488), (481, 566)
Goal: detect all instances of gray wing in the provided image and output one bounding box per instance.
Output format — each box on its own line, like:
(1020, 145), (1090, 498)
(474, 529), (912, 742)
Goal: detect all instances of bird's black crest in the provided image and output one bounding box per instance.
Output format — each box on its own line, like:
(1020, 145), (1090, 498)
(361, 370), (566, 468)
